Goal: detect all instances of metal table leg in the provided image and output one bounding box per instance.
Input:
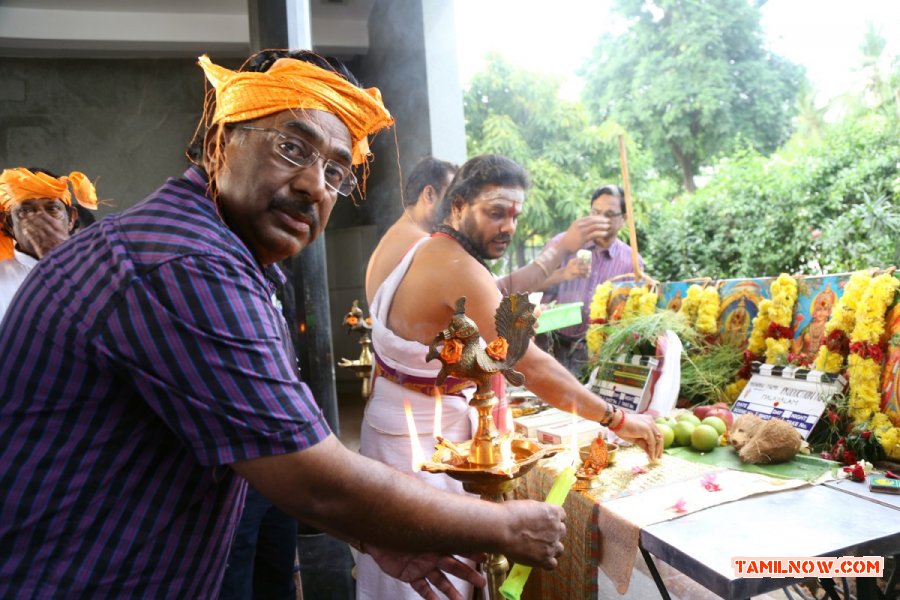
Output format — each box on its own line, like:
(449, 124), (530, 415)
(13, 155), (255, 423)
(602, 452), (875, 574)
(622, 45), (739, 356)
(641, 548), (672, 600)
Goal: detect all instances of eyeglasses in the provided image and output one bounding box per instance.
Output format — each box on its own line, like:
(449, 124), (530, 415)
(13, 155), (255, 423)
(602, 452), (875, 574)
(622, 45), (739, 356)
(590, 210), (624, 219)
(237, 126), (357, 196)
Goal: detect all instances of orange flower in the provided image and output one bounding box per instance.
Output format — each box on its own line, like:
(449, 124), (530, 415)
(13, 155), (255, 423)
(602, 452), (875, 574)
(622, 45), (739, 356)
(486, 336), (509, 361)
(440, 339), (464, 364)
(365, 317), (372, 326)
(345, 316), (359, 326)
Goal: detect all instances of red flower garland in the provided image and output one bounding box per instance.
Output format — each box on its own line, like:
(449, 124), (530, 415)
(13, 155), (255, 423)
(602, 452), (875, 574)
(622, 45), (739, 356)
(823, 329), (848, 353)
(766, 323), (793, 340)
(848, 341), (885, 363)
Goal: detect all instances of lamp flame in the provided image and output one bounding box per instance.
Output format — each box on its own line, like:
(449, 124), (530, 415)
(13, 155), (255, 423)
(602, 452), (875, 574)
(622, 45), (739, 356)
(498, 434), (515, 474)
(433, 389), (442, 440)
(404, 400), (426, 470)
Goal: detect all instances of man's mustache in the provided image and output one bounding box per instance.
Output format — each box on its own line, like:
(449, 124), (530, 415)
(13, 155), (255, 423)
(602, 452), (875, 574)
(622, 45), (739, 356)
(270, 196), (319, 231)
(493, 234), (512, 244)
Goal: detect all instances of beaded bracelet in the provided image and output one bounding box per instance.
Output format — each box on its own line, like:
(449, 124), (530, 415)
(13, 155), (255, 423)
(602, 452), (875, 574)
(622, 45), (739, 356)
(608, 410), (627, 433)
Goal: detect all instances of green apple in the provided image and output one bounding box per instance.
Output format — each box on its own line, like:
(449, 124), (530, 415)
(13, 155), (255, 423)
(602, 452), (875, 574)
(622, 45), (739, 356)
(673, 421), (695, 447)
(657, 423), (675, 448)
(701, 416), (727, 436)
(691, 424), (720, 452)
(677, 413), (702, 426)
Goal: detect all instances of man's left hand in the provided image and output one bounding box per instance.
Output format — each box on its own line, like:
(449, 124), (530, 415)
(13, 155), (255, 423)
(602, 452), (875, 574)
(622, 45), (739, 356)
(364, 544), (487, 600)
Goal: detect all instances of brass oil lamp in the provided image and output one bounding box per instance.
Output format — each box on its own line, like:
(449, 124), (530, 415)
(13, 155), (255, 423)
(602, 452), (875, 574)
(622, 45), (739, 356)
(417, 294), (563, 599)
(337, 300), (374, 398)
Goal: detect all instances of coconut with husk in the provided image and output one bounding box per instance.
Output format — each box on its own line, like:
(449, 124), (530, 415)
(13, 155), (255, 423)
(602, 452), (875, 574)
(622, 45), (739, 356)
(730, 413), (763, 451)
(737, 417), (802, 465)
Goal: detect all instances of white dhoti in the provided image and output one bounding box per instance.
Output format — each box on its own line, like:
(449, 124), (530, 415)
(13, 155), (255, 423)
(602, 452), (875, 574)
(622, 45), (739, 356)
(356, 238), (477, 600)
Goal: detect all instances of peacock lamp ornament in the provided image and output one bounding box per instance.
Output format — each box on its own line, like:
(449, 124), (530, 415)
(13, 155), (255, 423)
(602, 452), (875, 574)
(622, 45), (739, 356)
(336, 300), (374, 398)
(426, 294), (536, 467)
(419, 294), (564, 599)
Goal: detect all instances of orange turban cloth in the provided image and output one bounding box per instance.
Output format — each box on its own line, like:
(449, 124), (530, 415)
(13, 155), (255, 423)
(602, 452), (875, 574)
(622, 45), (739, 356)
(0, 168), (98, 261)
(0, 168), (98, 212)
(198, 54), (394, 166)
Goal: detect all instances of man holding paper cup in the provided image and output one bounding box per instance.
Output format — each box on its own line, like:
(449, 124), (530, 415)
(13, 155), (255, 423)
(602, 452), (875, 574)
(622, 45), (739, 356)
(540, 184), (643, 374)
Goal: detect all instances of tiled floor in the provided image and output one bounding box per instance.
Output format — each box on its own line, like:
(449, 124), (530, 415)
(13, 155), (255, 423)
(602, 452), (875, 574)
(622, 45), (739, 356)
(336, 396), (802, 599)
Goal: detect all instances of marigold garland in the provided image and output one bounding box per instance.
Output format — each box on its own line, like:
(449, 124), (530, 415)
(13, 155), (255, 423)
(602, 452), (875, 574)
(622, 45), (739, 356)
(695, 287), (720, 335)
(813, 271), (871, 374)
(623, 286), (646, 319)
(722, 377), (748, 404)
(678, 285), (702, 324)
(747, 299), (772, 357)
(847, 273), (900, 425)
(678, 284), (719, 335)
(640, 288), (659, 317)
(871, 412), (900, 460)
(623, 286), (658, 320)
(586, 282), (613, 357)
(764, 274), (798, 364)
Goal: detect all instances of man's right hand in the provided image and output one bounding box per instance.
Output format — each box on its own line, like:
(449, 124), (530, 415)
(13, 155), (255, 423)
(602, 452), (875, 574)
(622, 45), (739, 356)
(560, 215), (607, 253)
(613, 412), (664, 461)
(499, 499), (567, 569)
(19, 212), (70, 258)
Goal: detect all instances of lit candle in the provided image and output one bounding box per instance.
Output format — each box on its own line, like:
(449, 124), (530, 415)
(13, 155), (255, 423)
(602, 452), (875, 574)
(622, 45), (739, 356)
(433, 389), (442, 440)
(499, 464), (577, 600)
(404, 400), (426, 470)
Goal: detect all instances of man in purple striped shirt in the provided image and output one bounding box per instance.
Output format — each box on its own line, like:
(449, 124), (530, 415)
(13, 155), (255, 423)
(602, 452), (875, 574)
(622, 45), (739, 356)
(0, 50), (568, 599)
(540, 185), (644, 375)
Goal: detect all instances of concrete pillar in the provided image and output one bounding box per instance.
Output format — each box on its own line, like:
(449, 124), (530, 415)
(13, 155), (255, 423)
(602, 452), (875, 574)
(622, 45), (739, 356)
(247, 0), (341, 434)
(326, 0), (467, 398)
(354, 0), (466, 235)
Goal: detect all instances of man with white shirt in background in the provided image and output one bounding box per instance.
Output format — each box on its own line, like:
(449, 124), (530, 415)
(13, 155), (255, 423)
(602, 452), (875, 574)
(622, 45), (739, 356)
(0, 167), (97, 321)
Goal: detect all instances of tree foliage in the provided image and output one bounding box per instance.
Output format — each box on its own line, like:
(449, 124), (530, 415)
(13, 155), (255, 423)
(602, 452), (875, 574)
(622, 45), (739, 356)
(464, 54), (654, 267)
(641, 111), (900, 280)
(461, 15), (899, 284)
(580, 0), (805, 191)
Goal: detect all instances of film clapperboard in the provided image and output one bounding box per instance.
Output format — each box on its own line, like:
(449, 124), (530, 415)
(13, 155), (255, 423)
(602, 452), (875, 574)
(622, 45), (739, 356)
(732, 361), (847, 439)
(587, 354), (660, 415)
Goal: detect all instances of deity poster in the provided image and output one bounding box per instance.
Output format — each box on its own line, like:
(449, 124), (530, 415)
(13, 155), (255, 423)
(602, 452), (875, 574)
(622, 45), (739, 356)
(658, 280), (690, 312)
(606, 276), (641, 322)
(791, 274), (847, 367)
(717, 278), (775, 346)
(880, 291), (900, 427)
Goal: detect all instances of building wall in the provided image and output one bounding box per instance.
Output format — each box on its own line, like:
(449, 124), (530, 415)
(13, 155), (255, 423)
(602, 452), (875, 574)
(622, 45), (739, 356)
(0, 2), (467, 397)
(0, 58), (206, 215)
